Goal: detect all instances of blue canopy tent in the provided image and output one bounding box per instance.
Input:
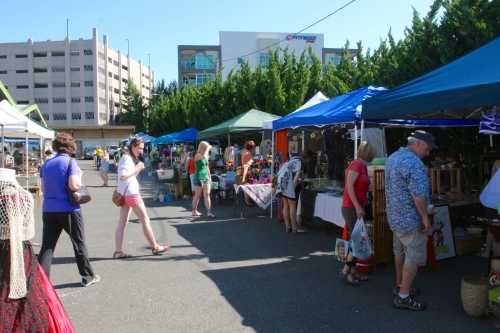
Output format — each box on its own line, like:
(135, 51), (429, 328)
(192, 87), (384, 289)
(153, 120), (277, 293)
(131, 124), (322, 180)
(362, 37), (500, 120)
(135, 132), (156, 144)
(272, 86), (387, 131)
(154, 128), (198, 145)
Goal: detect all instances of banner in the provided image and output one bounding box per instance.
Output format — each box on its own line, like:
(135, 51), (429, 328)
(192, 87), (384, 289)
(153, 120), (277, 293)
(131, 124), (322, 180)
(480, 106), (500, 134)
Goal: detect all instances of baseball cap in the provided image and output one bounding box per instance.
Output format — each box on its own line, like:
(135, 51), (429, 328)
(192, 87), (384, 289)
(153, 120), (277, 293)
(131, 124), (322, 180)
(409, 130), (438, 150)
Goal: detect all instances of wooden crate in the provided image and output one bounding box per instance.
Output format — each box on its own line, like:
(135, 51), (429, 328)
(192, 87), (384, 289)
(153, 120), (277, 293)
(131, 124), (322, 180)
(372, 169), (393, 265)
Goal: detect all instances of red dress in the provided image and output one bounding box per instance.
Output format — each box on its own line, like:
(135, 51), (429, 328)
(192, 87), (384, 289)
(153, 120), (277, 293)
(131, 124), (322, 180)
(0, 241), (75, 333)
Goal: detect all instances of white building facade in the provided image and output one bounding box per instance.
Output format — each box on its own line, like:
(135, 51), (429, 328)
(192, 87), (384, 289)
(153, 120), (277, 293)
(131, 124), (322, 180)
(0, 28), (153, 149)
(219, 31), (325, 80)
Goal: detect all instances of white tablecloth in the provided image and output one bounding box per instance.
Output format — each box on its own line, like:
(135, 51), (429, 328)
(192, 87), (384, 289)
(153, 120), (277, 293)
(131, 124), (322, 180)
(313, 193), (345, 227)
(234, 184), (273, 209)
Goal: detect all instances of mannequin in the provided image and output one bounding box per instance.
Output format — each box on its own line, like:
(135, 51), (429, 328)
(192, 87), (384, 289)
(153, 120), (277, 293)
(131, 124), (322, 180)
(0, 167), (75, 332)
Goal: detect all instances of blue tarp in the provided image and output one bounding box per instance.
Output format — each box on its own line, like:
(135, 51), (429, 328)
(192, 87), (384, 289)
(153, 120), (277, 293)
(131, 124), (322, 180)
(154, 128), (198, 145)
(135, 132), (156, 144)
(362, 37), (500, 120)
(272, 86), (387, 131)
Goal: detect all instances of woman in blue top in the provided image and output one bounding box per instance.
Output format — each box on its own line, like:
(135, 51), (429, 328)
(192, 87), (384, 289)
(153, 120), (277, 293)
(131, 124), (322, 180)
(38, 132), (100, 287)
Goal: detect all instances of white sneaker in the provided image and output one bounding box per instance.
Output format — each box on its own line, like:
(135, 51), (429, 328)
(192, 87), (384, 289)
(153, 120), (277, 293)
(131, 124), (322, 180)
(81, 274), (101, 287)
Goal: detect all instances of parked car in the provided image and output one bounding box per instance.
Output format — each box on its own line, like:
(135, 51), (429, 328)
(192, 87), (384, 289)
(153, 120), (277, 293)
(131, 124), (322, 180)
(83, 147), (95, 160)
(108, 145), (119, 159)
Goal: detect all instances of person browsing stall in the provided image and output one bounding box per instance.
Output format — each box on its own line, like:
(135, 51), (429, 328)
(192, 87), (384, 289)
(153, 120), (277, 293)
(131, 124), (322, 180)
(341, 141), (375, 285)
(385, 130), (436, 311)
(192, 141), (215, 218)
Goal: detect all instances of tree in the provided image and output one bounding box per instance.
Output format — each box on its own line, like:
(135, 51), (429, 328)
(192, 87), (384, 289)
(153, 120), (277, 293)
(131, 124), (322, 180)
(118, 81), (148, 132)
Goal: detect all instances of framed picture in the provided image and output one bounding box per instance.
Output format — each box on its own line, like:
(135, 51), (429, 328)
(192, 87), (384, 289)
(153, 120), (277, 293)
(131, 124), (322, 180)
(432, 205), (456, 260)
(335, 238), (350, 263)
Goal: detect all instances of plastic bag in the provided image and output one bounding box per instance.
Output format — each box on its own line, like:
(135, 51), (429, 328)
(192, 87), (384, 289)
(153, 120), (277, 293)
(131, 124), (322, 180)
(350, 218), (373, 260)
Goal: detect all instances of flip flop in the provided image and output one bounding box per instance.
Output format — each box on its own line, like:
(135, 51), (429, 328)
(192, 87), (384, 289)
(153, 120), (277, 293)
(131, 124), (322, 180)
(112, 251), (132, 259)
(152, 245), (169, 255)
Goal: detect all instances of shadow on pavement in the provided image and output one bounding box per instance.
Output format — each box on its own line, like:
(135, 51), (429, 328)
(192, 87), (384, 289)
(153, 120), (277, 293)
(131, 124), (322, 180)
(54, 282), (82, 290)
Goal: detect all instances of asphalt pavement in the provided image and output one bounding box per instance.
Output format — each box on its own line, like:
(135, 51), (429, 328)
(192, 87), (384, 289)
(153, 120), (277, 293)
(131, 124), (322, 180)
(32, 160), (493, 332)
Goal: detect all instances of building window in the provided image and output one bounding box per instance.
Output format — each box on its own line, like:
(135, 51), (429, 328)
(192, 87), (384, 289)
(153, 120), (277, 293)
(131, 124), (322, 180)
(17, 100), (29, 104)
(99, 97), (106, 105)
(71, 81), (80, 87)
(83, 49), (93, 56)
(325, 54), (342, 66)
(52, 82), (65, 88)
(98, 82), (106, 89)
(195, 54), (216, 70)
(72, 113), (82, 120)
(85, 112), (94, 120)
(34, 83), (48, 88)
(53, 113), (67, 120)
(84, 65), (93, 71)
(122, 78), (128, 84)
(113, 88), (120, 94)
(34, 67), (48, 73)
(113, 60), (119, 67)
(42, 113), (49, 120)
(51, 51), (65, 57)
(84, 81), (93, 87)
(0, 55), (7, 59)
(70, 66), (80, 72)
(113, 74), (119, 80)
(53, 97), (66, 103)
(108, 57), (112, 63)
(114, 102), (120, 108)
(195, 73), (215, 86)
(259, 53), (269, 67)
(70, 50), (80, 56)
(35, 98), (48, 104)
(108, 72), (112, 78)
(16, 85), (29, 89)
(98, 52), (105, 60)
(71, 97), (81, 103)
(52, 66), (65, 73)
(121, 65), (128, 71)
(0, 70), (7, 74)
(98, 67), (106, 75)
(33, 52), (47, 58)
(84, 96), (94, 103)
(16, 69), (28, 74)
(15, 54), (28, 58)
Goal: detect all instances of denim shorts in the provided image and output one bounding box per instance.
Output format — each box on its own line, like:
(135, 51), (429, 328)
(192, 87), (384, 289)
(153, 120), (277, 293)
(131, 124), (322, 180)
(193, 178), (209, 187)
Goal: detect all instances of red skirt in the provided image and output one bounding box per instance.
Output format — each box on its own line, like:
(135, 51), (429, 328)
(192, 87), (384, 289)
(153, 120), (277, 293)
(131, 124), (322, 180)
(0, 241), (75, 333)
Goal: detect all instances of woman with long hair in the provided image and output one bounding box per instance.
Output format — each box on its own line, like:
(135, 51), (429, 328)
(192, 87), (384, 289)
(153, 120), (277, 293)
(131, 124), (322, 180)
(191, 141), (215, 217)
(340, 141), (375, 285)
(275, 155), (306, 233)
(113, 137), (169, 258)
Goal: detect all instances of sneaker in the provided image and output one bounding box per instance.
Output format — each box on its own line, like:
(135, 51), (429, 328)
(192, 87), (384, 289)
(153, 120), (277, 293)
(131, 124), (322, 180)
(392, 286), (420, 297)
(207, 212), (216, 218)
(81, 274), (101, 287)
(393, 295), (426, 311)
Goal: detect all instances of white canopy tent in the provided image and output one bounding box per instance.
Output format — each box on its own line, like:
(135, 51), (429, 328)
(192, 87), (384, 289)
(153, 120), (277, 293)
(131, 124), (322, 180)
(0, 100), (55, 186)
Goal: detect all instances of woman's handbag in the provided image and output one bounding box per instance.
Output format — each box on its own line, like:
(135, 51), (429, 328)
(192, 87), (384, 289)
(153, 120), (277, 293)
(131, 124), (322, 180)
(112, 183), (129, 207)
(66, 160), (91, 205)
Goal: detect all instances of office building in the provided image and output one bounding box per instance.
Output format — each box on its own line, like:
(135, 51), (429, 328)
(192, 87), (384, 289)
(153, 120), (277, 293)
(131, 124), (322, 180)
(0, 28), (154, 150)
(178, 31), (355, 87)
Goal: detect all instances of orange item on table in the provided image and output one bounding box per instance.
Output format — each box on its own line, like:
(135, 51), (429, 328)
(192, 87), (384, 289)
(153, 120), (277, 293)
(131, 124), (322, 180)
(276, 130), (288, 162)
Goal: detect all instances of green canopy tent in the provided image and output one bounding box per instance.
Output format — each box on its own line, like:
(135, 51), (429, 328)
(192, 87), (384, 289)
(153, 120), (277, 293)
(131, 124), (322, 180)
(198, 109), (280, 144)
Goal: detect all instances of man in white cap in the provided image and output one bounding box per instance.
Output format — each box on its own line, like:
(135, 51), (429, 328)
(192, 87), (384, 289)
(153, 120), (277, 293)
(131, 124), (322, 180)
(385, 130), (437, 311)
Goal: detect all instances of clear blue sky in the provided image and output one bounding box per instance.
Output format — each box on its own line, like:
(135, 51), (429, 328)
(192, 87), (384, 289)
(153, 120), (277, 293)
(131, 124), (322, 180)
(2, 0), (435, 84)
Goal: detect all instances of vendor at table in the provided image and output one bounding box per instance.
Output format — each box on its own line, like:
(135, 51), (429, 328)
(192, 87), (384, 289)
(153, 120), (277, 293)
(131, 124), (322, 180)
(238, 141), (255, 205)
(341, 141), (375, 285)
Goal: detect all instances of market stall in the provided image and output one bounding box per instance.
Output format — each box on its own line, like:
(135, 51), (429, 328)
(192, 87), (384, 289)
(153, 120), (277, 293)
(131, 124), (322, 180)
(198, 109), (279, 209)
(0, 100), (54, 193)
(362, 37), (500, 317)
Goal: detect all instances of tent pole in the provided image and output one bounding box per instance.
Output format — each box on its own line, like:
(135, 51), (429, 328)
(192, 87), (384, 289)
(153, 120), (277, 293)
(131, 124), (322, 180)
(360, 120), (365, 143)
(490, 135), (494, 148)
(25, 130), (29, 189)
(301, 130), (305, 153)
(1, 125), (4, 168)
(354, 123), (358, 159)
(228, 133), (231, 147)
(270, 130), (274, 219)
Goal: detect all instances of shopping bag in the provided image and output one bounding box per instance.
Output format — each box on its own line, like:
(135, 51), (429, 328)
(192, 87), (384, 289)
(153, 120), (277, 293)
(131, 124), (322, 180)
(350, 218), (373, 260)
(335, 238), (350, 263)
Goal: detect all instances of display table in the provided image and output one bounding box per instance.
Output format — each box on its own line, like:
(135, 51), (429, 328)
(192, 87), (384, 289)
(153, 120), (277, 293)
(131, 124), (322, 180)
(313, 193), (345, 228)
(234, 184), (273, 209)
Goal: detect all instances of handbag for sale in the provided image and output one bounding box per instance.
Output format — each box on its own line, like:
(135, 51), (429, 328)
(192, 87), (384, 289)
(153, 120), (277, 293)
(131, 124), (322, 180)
(66, 160), (91, 205)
